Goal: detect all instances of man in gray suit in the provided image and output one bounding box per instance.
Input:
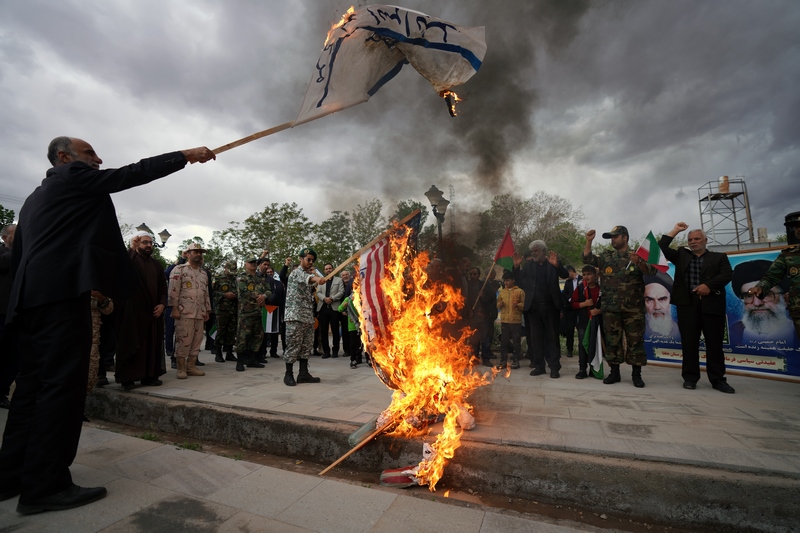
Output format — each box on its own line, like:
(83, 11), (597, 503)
(316, 263), (344, 358)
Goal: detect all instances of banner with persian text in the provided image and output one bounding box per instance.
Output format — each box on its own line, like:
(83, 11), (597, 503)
(644, 249), (799, 381)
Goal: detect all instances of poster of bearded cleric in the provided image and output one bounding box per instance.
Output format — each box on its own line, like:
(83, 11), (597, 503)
(645, 250), (800, 381)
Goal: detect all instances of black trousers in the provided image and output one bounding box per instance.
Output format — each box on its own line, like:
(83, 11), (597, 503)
(677, 297), (727, 384)
(0, 294), (92, 503)
(0, 316), (20, 397)
(525, 302), (561, 372)
(562, 309), (578, 354)
(317, 305), (341, 355)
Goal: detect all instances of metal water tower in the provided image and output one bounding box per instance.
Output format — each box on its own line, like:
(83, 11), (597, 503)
(698, 176), (755, 247)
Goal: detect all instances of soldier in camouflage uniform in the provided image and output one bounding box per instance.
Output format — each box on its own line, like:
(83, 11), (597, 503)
(87, 291), (114, 393)
(212, 260), (239, 363)
(584, 226), (657, 387)
(168, 243), (212, 379)
(750, 211), (800, 341)
(283, 247), (327, 386)
(235, 258), (271, 372)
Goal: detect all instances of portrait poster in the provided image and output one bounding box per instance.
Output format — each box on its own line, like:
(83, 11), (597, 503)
(645, 249), (800, 381)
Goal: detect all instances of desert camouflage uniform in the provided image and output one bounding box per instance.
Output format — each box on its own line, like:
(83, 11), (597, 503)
(755, 244), (800, 339)
(168, 264), (212, 367)
(284, 267), (316, 364)
(236, 271), (270, 354)
(87, 295), (114, 394)
(213, 268), (238, 346)
(584, 248), (657, 365)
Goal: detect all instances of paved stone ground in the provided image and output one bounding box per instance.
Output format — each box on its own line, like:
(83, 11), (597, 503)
(1, 349), (799, 531)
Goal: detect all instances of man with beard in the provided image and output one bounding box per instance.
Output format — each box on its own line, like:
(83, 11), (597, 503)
(584, 226), (658, 388)
(168, 243), (211, 379)
(0, 136), (214, 514)
(316, 262), (344, 359)
(659, 224), (734, 393)
(644, 276), (681, 340)
(731, 260), (795, 346)
(115, 231), (169, 390)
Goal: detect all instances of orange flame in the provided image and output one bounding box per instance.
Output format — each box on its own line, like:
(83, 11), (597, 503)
(325, 6), (356, 46)
(440, 90), (461, 117)
(354, 224), (490, 491)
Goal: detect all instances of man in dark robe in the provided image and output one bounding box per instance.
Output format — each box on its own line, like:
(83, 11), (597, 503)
(115, 232), (168, 389)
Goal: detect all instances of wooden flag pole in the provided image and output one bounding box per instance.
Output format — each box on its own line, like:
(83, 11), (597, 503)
(470, 260), (496, 311)
(323, 209), (421, 281)
(319, 421), (393, 476)
(212, 120), (295, 155)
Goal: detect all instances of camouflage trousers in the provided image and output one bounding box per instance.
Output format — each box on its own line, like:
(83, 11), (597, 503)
(216, 309), (238, 346)
(603, 310), (647, 366)
(236, 314), (263, 354)
(175, 317), (204, 360)
(284, 320), (313, 364)
(87, 307), (102, 394)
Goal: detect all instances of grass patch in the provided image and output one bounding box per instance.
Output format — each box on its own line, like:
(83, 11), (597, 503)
(139, 432), (161, 442)
(177, 441), (202, 451)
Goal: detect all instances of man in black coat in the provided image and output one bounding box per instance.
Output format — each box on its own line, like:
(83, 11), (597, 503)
(659, 222), (734, 393)
(513, 240), (569, 378)
(0, 137), (215, 514)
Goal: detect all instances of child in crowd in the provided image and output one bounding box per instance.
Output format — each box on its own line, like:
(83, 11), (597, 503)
(572, 265), (602, 379)
(496, 270), (525, 370)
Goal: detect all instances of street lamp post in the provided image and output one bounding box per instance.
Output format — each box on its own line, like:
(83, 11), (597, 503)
(424, 185), (450, 254)
(136, 222), (172, 248)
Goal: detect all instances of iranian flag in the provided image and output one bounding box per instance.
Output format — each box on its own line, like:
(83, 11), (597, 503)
(635, 231), (669, 273)
(494, 228), (515, 271)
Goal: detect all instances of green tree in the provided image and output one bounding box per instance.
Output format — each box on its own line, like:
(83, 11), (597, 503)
(351, 198), (386, 248)
(314, 210), (355, 267)
(0, 205), (15, 227)
(390, 199), (429, 228)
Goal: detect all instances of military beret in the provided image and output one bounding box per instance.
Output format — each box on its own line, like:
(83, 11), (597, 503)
(246, 257), (259, 264)
(298, 247), (317, 259)
(602, 226), (629, 239)
(185, 242), (206, 253)
(785, 211), (800, 227)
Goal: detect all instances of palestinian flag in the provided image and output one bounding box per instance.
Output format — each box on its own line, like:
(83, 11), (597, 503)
(494, 228), (515, 271)
(208, 323), (217, 340)
(635, 231), (669, 273)
(262, 305), (279, 333)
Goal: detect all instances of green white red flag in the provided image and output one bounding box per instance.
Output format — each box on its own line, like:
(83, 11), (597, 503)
(494, 228), (515, 271)
(635, 231), (669, 273)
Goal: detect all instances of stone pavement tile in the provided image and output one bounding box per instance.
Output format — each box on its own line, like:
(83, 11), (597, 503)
(661, 426), (749, 449)
(549, 418), (605, 436)
(636, 401), (701, 415)
(743, 450), (800, 476)
(561, 433), (636, 456)
(205, 465), (323, 517)
(460, 425), (504, 445)
(371, 494), (484, 533)
(218, 510), (315, 533)
(74, 434), (163, 470)
(313, 407), (374, 423)
(566, 407), (626, 422)
(78, 426), (126, 449)
(472, 397), (522, 415)
(518, 404), (571, 419)
(480, 510), (594, 532)
(614, 408), (680, 424)
(105, 443), (207, 482)
(491, 412), (550, 430)
(472, 409), (497, 426)
(353, 412), (380, 424)
(733, 406), (800, 424)
(100, 494), (239, 532)
(672, 414), (800, 438)
(501, 427), (565, 450)
(588, 397), (640, 410)
(728, 433), (800, 454)
(600, 421), (673, 442)
(276, 478), (397, 533)
(150, 454), (262, 497)
(545, 395), (591, 408)
(630, 441), (711, 466)
(268, 402), (323, 417)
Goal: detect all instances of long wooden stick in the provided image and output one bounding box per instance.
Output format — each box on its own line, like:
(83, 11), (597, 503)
(324, 209), (422, 280)
(212, 120), (295, 154)
(319, 421), (392, 476)
(471, 260), (496, 311)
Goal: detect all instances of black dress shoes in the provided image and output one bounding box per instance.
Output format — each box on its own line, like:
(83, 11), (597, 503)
(712, 381), (735, 394)
(17, 484), (107, 515)
(530, 368), (546, 376)
(550, 369), (560, 379)
(683, 381), (696, 390)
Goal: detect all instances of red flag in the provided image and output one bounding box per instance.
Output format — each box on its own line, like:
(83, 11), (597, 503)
(494, 228), (515, 271)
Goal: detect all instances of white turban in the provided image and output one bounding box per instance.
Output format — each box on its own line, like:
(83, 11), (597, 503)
(134, 230), (154, 239)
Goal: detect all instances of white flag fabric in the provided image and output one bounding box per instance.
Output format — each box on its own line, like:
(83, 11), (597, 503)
(295, 5), (487, 126)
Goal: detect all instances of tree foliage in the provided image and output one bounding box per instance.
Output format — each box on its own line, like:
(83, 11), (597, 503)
(351, 199), (386, 248)
(0, 205), (15, 227)
(314, 210), (355, 267)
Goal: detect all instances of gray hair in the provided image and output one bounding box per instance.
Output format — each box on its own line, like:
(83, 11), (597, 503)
(688, 229), (706, 239)
(47, 136), (75, 166)
(529, 240), (547, 252)
(1, 224), (15, 238)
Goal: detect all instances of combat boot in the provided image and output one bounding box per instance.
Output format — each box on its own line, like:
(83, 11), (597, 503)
(225, 345), (237, 362)
(632, 365), (645, 388)
(235, 352), (246, 372)
(176, 357), (188, 379)
(297, 358), (321, 384)
(187, 354), (206, 376)
(246, 351), (265, 368)
(284, 362), (296, 386)
(214, 345), (225, 363)
(603, 364), (621, 384)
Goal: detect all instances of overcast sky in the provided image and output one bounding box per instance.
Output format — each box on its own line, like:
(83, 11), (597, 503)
(1, 0), (798, 258)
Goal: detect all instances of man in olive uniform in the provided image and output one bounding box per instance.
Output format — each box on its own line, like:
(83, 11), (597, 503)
(236, 258), (270, 371)
(284, 247), (327, 386)
(212, 260), (239, 363)
(168, 243), (211, 379)
(749, 211), (800, 341)
(584, 226), (658, 387)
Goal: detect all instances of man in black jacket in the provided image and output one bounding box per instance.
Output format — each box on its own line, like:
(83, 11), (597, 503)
(659, 222), (734, 393)
(0, 137), (214, 514)
(513, 240), (569, 378)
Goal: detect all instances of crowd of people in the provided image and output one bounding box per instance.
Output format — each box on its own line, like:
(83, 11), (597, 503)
(0, 135), (798, 516)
